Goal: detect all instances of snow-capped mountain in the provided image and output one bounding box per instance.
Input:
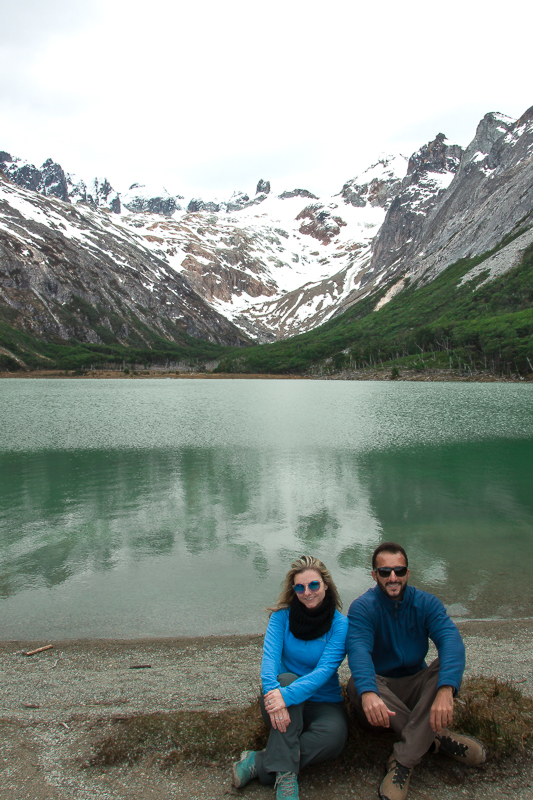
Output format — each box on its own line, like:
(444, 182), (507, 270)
(1, 104), (532, 350)
(0, 171), (248, 347)
(362, 108), (533, 308)
(129, 156), (406, 341)
(1, 148), (409, 342)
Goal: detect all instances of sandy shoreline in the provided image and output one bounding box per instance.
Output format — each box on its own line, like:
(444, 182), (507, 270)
(2, 619), (532, 725)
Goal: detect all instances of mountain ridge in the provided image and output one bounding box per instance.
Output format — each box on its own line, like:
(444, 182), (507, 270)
(1, 104), (532, 364)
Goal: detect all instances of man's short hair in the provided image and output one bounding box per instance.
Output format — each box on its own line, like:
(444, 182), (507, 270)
(372, 541), (409, 570)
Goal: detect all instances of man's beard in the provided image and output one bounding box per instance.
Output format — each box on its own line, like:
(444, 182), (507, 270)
(377, 580), (408, 600)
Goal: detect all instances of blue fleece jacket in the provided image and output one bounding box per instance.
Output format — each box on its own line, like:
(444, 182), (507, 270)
(347, 585), (465, 696)
(261, 608), (348, 706)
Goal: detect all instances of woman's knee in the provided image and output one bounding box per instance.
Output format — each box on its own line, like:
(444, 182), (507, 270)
(277, 672), (298, 688)
(301, 711), (348, 763)
(309, 708), (348, 744)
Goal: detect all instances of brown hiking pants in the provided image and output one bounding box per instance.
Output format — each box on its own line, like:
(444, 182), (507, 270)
(347, 658), (441, 768)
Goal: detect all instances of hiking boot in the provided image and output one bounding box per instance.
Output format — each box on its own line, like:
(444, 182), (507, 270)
(434, 729), (486, 765)
(232, 750), (259, 788)
(275, 771), (299, 800)
(379, 757), (412, 800)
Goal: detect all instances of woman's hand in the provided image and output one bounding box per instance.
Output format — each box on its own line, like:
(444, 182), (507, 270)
(264, 688), (291, 732)
(264, 688), (286, 713)
(269, 706), (291, 733)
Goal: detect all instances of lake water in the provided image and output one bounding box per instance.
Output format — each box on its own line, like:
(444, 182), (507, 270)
(0, 379), (532, 639)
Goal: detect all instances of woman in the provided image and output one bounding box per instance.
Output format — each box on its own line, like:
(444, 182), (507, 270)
(232, 555), (348, 799)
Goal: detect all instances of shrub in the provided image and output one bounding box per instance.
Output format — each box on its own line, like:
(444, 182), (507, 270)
(453, 677), (533, 758)
(0, 353), (23, 371)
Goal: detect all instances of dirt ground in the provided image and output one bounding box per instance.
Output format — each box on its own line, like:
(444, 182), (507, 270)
(1, 620), (532, 800)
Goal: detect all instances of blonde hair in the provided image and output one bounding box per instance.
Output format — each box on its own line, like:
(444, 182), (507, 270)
(268, 554), (342, 612)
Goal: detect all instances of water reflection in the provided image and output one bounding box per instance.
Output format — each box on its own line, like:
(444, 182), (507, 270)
(0, 446), (377, 596)
(0, 380), (532, 638)
(354, 439), (533, 618)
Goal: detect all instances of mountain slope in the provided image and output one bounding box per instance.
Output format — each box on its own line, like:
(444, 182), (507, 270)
(0, 174), (248, 348)
(368, 109), (533, 297)
(212, 233), (533, 376)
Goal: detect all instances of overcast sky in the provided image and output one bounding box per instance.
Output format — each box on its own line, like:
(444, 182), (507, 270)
(1, 0), (531, 200)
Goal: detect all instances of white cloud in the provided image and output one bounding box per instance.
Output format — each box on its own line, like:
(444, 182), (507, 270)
(0, 0), (531, 199)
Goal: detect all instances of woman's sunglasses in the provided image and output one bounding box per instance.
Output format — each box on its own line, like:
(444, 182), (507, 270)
(375, 567), (408, 578)
(293, 580), (321, 593)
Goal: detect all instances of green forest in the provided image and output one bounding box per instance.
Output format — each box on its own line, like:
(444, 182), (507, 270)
(0, 315), (234, 373)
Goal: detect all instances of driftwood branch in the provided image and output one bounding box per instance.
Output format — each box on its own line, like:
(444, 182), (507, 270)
(23, 644), (54, 657)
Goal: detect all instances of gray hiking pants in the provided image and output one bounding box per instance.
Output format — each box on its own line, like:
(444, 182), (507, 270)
(347, 657), (441, 769)
(255, 673), (348, 784)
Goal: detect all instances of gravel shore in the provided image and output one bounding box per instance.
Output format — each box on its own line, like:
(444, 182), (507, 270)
(1, 619), (532, 800)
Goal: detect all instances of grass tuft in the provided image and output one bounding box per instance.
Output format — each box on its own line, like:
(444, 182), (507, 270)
(89, 697), (268, 768)
(453, 677), (533, 758)
(89, 678), (533, 771)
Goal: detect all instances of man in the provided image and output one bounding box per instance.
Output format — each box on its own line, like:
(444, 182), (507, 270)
(346, 542), (485, 800)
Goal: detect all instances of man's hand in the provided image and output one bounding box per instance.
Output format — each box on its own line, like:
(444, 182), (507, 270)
(430, 685), (454, 733)
(269, 706), (291, 732)
(361, 691), (396, 728)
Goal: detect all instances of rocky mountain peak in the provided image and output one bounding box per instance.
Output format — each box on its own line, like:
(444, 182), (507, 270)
(458, 112), (515, 175)
(339, 155), (407, 210)
(187, 198), (221, 213)
(278, 188), (318, 200)
(68, 175), (121, 213)
(122, 184), (184, 216)
(0, 153), (69, 199)
(256, 179), (270, 194)
(40, 158), (69, 201)
(517, 105), (533, 125)
(365, 135), (464, 281)
(407, 133), (463, 176)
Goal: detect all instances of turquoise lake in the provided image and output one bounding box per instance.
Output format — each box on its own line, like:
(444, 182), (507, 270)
(0, 379), (532, 639)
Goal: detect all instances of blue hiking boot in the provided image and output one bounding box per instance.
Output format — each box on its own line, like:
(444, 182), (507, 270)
(275, 771), (299, 800)
(232, 750), (259, 788)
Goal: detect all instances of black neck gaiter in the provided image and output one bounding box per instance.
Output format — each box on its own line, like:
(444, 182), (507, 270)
(288, 591), (335, 640)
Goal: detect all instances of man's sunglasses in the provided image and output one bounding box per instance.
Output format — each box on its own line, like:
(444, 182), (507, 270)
(375, 567), (408, 578)
(293, 580), (321, 593)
